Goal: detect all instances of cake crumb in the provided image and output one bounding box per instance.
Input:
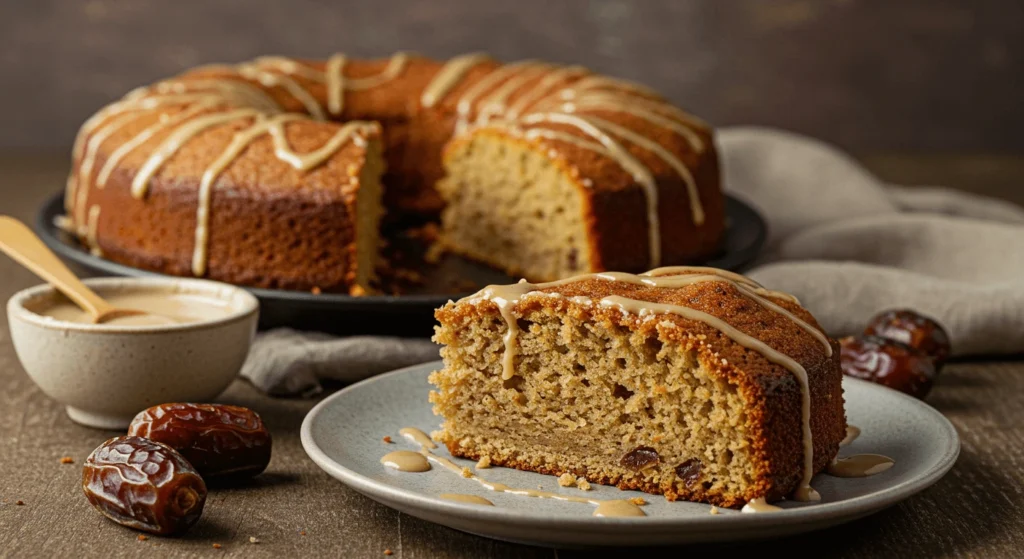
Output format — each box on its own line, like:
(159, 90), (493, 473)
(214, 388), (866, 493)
(429, 430), (443, 442)
(384, 550), (394, 556)
(137, 535), (148, 541)
(628, 497), (646, 506)
(382, 436), (393, 444)
(460, 467), (472, 478)
(475, 456), (492, 469)
(212, 543), (222, 549)
(557, 473), (576, 487)
(60, 456), (74, 464)
(424, 242), (445, 264)
(311, 286), (322, 295)
(710, 506), (720, 515)
(249, 536), (260, 544)
(15, 500), (24, 506)
(575, 478), (592, 491)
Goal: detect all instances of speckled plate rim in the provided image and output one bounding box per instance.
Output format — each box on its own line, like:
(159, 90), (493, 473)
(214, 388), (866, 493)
(301, 361), (960, 544)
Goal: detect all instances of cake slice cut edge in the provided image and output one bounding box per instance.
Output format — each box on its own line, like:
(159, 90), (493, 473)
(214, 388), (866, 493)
(429, 272), (845, 508)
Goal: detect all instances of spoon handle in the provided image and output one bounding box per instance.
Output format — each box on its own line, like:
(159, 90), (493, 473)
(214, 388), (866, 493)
(0, 216), (114, 320)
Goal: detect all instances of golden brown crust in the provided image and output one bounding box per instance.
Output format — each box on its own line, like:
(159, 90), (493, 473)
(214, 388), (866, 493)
(70, 54), (724, 291)
(433, 273), (846, 506)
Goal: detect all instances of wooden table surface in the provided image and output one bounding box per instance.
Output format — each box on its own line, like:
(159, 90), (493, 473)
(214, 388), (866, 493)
(1, 154), (1023, 558)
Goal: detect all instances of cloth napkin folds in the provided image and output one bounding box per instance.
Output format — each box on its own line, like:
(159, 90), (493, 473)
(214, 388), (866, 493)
(242, 126), (1024, 396)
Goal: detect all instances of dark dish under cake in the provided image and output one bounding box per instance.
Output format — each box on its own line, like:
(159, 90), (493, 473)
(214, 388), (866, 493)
(429, 267), (845, 508)
(62, 53), (724, 293)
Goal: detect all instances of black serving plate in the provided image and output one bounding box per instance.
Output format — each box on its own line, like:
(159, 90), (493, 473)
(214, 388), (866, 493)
(37, 192), (765, 336)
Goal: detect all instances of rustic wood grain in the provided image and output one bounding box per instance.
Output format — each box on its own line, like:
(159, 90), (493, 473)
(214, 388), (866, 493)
(0, 0), (1022, 152)
(1, 154), (1023, 557)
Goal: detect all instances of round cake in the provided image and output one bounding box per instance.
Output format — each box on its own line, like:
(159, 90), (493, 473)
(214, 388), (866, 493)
(63, 53), (725, 294)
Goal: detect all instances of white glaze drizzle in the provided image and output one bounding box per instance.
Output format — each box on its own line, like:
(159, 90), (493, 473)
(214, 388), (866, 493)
(439, 494), (495, 506)
(827, 454), (894, 477)
(399, 427), (438, 449)
(561, 75), (661, 100)
(454, 60), (541, 135)
(520, 112), (662, 266)
(380, 450), (431, 472)
(569, 113), (703, 225)
(475, 63), (552, 125)
(388, 427), (646, 517)
(130, 108), (261, 199)
(741, 498), (783, 513)
(192, 115), (377, 275)
(840, 425), (860, 447)
(461, 267), (827, 502)
(85, 205), (102, 256)
(421, 52), (492, 108)
(505, 65), (588, 119)
(558, 94), (705, 152)
(236, 63), (327, 120)
(324, 53), (348, 114)
(96, 103), (216, 190)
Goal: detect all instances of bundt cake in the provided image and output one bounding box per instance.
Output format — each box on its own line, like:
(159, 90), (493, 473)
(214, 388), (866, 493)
(429, 267), (845, 508)
(62, 53), (724, 293)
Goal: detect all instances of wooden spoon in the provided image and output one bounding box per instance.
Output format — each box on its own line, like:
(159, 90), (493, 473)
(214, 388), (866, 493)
(0, 216), (148, 324)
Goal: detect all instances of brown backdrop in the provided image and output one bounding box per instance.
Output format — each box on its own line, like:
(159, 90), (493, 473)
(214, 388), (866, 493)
(1, 0), (1021, 152)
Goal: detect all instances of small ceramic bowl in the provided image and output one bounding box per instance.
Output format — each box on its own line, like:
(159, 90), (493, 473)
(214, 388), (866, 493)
(7, 277), (259, 429)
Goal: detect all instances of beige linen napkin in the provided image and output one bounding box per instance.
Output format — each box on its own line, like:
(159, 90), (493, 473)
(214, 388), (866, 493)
(722, 127), (1024, 356)
(242, 126), (1024, 396)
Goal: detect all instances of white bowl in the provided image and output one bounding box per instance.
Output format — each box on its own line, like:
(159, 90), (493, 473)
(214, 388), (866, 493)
(7, 277), (259, 429)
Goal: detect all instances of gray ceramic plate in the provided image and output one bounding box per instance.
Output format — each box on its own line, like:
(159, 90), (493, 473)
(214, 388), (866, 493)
(301, 361), (960, 547)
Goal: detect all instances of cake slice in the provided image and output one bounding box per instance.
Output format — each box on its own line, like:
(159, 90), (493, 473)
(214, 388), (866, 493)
(429, 267), (845, 508)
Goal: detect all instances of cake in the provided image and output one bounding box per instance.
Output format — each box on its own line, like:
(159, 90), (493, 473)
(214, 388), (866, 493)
(62, 53), (724, 293)
(429, 267), (845, 508)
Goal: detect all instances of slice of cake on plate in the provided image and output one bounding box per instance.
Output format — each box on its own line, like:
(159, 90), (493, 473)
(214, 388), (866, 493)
(429, 267), (845, 508)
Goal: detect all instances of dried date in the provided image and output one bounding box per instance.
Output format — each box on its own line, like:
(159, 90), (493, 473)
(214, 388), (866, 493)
(82, 436), (206, 535)
(840, 335), (939, 399)
(128, 403), (271, 480)
(675, 458), (702, 486)
(620, 446), (660, 471)
(863, 309), (952, 367)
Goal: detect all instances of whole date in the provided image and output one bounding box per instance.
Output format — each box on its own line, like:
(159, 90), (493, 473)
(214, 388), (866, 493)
(82, 436), (207, 535)
(840, 335), (938, 399)
(128, 403), (272, 480)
